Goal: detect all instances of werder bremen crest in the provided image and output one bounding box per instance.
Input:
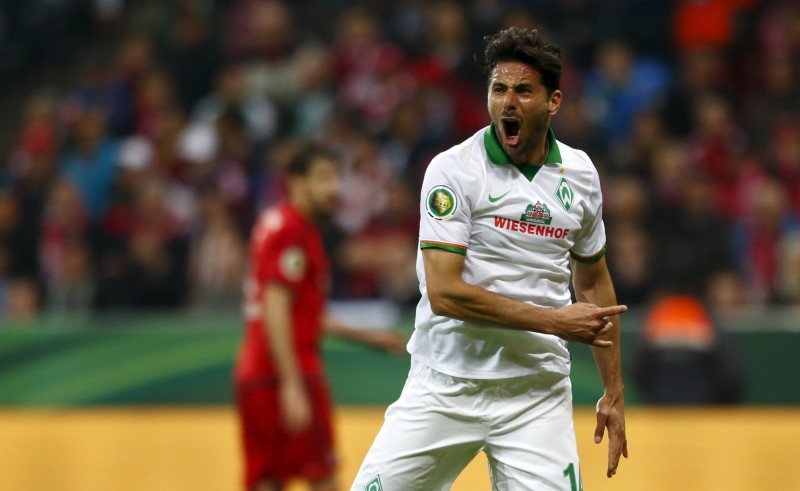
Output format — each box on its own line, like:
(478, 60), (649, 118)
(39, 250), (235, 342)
(555, 177), (574, 212)
(520, 201), (552, 225)
(365, 475), (383, 491)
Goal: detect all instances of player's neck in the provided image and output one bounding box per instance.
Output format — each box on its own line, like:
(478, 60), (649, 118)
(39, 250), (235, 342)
(526, 137), (549, 166)
(290, 200), (314, 220)
(288, 188), (314, 219)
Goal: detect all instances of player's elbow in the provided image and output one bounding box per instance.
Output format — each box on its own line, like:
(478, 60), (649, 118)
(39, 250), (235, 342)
(429, 296), (447, 317)
(427, 289), (456, 317)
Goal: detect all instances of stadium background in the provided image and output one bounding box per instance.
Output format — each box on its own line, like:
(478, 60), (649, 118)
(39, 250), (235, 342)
(1, 0), (799, 489)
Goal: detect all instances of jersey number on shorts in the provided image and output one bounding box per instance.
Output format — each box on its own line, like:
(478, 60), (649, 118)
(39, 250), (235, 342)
(563, 462), (584, 491)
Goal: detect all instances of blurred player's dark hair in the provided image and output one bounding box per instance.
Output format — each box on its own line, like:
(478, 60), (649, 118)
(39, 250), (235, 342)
(482, 27), (562, 94)
(286, 142), (339, 176)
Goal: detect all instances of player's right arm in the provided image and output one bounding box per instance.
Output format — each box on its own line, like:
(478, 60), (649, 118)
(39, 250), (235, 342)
(422, 247), (625, 347)
(263, 282), (311, 433)
(252, 212), (313, 434)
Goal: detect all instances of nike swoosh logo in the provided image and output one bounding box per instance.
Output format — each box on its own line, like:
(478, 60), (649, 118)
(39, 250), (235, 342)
(488, 190), (511, 203)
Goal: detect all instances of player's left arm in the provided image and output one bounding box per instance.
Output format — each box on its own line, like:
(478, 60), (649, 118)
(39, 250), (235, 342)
(323, 313), (407, 354)
(571, 255), (628, 478)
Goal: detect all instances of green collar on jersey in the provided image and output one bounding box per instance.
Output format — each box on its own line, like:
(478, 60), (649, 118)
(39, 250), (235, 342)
(484, 124), (562, 181)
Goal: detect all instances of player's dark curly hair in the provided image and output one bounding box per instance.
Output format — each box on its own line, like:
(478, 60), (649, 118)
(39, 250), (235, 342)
(287, 141), (339, 176)
(482, 27), (561, 94)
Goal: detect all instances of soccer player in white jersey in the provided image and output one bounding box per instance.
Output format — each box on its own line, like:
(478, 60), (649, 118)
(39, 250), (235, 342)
(351, 27), (628, 491)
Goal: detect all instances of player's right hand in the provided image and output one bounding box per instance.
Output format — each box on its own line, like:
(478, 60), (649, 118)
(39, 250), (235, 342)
(280, 379), (312, 433)
(551, 303), (627, 347)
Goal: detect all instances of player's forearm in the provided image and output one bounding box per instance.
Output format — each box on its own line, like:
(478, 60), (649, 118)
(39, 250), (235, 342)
(590, 325), (623, 395)
(428, 280), (558, 334)
(574, 264), (624, 394)
(263, 285), (303, 384)
(324, 314), (368, 343)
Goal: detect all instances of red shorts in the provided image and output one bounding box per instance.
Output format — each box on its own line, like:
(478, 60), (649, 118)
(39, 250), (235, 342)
(235, 377), (336, 489)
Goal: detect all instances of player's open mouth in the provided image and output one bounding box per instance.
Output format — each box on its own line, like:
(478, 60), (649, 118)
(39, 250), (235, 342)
(501, 119), (521, 147)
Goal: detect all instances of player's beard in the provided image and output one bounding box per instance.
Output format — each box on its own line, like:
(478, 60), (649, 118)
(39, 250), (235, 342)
(498, 109), (550, 165)
(309, 193), (339, 221)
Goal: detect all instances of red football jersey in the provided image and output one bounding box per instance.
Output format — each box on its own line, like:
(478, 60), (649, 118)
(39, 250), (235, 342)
(235, 204), (330, 383)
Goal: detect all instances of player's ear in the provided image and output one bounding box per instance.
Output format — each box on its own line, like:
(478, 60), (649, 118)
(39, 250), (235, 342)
(548, 90), (562, 116)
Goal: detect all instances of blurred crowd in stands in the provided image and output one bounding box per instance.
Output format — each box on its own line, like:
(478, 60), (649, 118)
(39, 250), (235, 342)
(0, 0), (799, 321)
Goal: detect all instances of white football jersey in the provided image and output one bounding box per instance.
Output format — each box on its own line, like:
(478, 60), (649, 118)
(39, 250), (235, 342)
(408, 125), (607, 379)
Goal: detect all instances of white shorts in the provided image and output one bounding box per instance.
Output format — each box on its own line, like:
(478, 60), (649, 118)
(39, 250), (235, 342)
(351, 359), (582, 491)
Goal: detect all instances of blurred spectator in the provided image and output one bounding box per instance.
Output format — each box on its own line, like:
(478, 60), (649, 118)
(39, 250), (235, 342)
(389, 0), (434, 55)
(757, 0), (800, 55)
(100, 135), (155, 249)
(150, 105), (193, 183)
(408, 1), (485, 139)
(186, 106), (254, 233)
(379, 96), (440, 178)
(290, 53), (336, 138)
(332, 5), (414, 132)
(59, 106), (120, 221)
(125, 180), (190, 309)
(235, 0), (329, 104)
(39, 179), (89, 292)
(686, 92), (755, 218)
(66, 50), (134, 136)
(187, 185), (246, 310)
(632, 295), (744, 404)
(745, 52), (800, 151)
(192, 61), (279, 144)
(582, 40), (671, 146)
(336, 179), (419, 304)
(333, 128), (394, 234)
(604, 176), (656, 304)
(659, 47), (729, 138)
(423, 1), (482, 85)
(115, 34), (155, 85)
(764, 117), (800, 215)
(612, 109), (669, 177)
(603, 174), (652, 229)
(653, 171), (735, 297)
(545, 0), (605, 69)
(551, 96), (609, 169)
(158, 0), (221, 111)
(705, 270), (750, 316)
(133, 69), (176, 140)
(11, 92), (59, 172)
(731, 177), (800, 304)
(648, 140), (690, 209)
(606, 223), (656, 306)
(46, 241), (94, 313)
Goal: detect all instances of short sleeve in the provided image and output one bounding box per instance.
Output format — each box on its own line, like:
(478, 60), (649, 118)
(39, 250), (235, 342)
(569, 163), (607, 263)
(418, 153), (479, 256)
(257, 223), (307, 290)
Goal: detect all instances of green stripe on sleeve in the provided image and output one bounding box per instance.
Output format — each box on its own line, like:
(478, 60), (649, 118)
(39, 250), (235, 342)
(420, 241), (467, 256)
(570, 245), (607, 264)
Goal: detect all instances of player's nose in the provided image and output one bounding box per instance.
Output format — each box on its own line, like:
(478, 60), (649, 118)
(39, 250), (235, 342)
(502, 90), (519, 109)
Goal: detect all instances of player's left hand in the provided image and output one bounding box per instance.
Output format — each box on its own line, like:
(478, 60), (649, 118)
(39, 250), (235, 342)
(594, 392), (628, 478)
(280, 379), (312, 433)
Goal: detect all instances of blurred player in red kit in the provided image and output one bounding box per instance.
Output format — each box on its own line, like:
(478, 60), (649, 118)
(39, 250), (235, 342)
(234, 143), (406, 491)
